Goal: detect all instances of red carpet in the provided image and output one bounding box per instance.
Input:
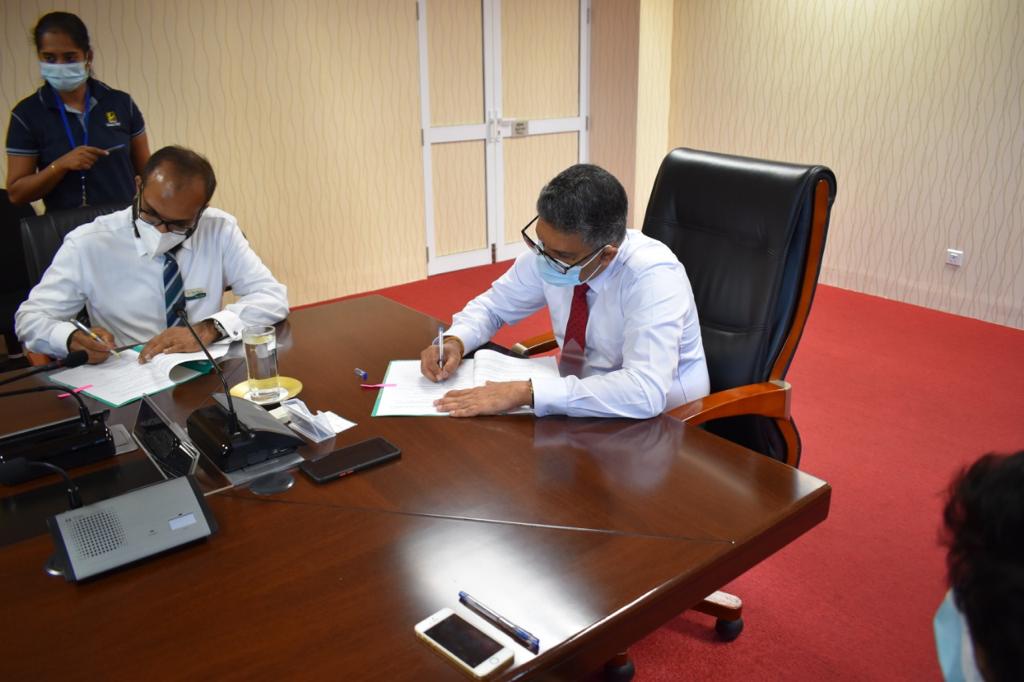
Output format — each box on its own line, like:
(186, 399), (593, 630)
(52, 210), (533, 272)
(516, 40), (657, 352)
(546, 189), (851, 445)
(356, 264), (1024, 681)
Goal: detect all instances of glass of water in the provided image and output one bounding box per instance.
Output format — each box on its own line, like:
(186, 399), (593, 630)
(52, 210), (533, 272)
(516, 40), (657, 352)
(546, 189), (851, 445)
(242, 325), (284, 403)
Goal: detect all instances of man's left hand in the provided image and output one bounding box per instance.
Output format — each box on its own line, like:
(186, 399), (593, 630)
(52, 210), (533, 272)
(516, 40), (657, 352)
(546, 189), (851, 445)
(433, 380), (531, 417)
(139, 321), (219, 363)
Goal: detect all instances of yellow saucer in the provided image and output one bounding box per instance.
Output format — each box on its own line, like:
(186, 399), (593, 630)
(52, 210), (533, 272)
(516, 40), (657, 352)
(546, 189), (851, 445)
(229, 376), (303, 405)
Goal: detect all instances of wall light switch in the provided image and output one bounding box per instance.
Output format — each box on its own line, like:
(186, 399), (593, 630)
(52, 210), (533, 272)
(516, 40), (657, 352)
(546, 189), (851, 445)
(946, 249), (964, 267)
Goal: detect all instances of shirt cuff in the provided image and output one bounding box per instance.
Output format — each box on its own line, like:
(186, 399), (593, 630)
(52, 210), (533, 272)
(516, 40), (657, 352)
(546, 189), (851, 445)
(445, 324), (484, 354)
(50, 321), (79, 358)
(204, 310), (244, 341)
(531, 375), (569, 417)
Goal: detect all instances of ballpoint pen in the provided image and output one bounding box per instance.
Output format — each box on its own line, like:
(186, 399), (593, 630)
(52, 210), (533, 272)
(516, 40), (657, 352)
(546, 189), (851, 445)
(437, 326), (445, 370)
(70, 319), (120, 357)
(104, 143), (126, 153)
(458, 591), (540, 653)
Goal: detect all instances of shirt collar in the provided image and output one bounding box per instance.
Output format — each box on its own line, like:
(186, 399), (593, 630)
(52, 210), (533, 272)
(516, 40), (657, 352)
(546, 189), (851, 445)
(582, 229), (635, 293)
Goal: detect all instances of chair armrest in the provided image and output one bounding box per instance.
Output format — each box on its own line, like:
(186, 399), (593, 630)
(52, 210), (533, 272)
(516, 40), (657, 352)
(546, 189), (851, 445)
(27, 351), (52, 367)
(510, 331), (558, 357)
(665, 380), (791, 425)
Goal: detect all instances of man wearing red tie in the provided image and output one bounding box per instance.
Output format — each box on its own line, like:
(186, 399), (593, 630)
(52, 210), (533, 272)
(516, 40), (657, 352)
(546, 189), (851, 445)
(419, 164), (709, 418)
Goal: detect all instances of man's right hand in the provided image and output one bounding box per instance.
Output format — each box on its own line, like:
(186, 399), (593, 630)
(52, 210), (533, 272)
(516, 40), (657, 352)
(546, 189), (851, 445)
(69, 326), (116, 364)
(55, 146), (109, 172)
(420, 338), (464, 382)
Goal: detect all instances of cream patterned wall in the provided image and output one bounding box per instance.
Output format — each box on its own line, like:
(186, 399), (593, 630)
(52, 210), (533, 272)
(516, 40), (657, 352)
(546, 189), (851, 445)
(669, 0), (1023, 329)
(633, 0), (674, 227)
(2, 0), (426, 307)
(589, 0), (640, 229)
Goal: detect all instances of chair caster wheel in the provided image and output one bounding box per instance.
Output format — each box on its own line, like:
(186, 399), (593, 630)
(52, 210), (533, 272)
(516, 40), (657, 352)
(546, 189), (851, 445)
(715, 617), (744, 641)
(603, 657), (635, 681)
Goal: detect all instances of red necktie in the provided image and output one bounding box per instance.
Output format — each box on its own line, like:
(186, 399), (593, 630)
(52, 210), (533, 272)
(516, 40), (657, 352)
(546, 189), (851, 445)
(560, 284), (589, 376)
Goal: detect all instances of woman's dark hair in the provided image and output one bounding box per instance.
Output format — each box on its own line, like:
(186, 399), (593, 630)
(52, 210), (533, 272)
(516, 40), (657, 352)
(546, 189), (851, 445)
(33, 12), (91, 53)
(142, 146), (218, 203)
(536, 164), (628, 249)
(943, 450), (1024, 681)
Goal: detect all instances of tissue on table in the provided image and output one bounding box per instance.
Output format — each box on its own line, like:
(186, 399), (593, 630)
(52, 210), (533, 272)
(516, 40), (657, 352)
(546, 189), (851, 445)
(280, 398), (355, 443)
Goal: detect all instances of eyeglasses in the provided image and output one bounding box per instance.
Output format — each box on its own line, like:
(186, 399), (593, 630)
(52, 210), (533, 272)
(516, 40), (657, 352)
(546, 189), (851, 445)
(133, 189), (204, 235)
(520, 215), (606, 274)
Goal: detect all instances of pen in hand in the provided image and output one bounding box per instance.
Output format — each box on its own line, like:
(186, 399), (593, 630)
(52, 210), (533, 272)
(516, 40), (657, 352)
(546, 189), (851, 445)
(70, 319), (120, 357)
(437, 326), (445, 371)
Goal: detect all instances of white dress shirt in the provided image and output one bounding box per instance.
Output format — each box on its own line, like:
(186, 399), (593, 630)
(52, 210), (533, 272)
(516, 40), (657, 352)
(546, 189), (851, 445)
(16, 206), (288, 357)
(447, 229), (709, 418)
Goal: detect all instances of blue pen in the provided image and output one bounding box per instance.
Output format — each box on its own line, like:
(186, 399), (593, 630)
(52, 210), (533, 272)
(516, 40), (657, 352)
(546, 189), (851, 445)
(354, 367), (368, 381)
(458, 591), (540, 653)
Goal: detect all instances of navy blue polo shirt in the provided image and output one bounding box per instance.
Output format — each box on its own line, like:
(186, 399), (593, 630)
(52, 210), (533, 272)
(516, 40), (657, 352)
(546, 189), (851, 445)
(6, 78), (145, 212)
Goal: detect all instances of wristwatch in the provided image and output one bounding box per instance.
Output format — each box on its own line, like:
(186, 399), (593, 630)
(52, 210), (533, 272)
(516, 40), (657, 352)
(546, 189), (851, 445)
(210, 319), (228, 341)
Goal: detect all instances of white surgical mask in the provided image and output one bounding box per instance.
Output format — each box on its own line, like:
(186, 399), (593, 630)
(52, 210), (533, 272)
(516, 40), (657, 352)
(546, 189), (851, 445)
(136, 219), (187, 257)
(933, 589), (984, 682)
(40, 61), (88, 92)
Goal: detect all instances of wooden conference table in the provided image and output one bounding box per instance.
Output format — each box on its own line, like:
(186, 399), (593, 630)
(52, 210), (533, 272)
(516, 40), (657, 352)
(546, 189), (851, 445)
(0, 296), (831, 680)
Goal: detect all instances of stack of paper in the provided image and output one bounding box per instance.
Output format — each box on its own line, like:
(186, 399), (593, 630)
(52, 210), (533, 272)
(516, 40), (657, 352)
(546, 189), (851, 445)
(50, 342), (231, 407)
(371, 349), (560, 416)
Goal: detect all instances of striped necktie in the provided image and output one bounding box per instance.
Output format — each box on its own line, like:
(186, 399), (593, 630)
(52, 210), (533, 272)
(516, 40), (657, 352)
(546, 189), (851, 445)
(163, 252), (185, 328)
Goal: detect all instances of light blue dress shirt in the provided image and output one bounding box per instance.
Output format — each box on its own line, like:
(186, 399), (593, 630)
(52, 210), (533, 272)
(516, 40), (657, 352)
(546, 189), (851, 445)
(447, 230), (709, 418)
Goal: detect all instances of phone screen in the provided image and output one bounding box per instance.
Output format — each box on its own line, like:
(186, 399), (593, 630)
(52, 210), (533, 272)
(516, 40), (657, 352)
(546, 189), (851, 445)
(300, 438), (400, 481)
(424, 613), (503, 668)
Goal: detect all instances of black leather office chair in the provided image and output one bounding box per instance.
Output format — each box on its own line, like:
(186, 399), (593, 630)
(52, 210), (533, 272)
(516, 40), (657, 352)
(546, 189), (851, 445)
(20, 204), (125, 289)
(514, 148), (837, 649)
(0, 191), (36, 361)
(647, 147), (836, 641)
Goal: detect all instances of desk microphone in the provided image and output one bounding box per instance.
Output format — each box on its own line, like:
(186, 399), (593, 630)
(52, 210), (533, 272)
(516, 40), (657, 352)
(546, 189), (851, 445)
(0, 350), (88, 387)
(175, 308), (241, 435)
(174, 308), (301, 473)
(0, 385), (116, 485)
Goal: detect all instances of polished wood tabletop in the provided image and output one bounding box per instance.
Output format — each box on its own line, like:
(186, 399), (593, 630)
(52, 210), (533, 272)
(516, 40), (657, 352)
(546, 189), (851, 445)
(0, 296), (831, 680)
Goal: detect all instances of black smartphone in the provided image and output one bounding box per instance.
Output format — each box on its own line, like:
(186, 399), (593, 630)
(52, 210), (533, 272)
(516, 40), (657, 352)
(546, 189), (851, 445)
(299, 437), (401, 483)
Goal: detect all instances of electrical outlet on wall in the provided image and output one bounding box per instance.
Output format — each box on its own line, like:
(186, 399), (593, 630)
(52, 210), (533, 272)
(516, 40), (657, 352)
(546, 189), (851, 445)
(946, 249), (964, 267)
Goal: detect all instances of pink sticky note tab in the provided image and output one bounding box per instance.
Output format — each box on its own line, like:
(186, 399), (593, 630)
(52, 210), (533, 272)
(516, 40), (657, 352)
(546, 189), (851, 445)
(57, 384), (92, 399)
(360, 383), (396, 389)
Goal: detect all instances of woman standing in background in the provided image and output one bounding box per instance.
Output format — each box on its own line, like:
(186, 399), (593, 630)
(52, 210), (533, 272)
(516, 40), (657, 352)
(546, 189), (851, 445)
(5, 11), (149, 211)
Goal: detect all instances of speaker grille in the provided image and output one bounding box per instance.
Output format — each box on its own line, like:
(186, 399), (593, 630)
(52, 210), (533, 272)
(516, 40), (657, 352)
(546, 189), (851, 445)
(69, 511), (126, 558)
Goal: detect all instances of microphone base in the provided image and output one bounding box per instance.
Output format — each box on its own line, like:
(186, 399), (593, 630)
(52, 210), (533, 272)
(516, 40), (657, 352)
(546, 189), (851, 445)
(186, 396), (302, 473)
(0, 413), (115, 485)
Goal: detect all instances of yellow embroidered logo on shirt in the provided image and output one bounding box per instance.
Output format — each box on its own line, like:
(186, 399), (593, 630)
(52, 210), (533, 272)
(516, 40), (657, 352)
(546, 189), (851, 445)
(105, 111), (119, 125)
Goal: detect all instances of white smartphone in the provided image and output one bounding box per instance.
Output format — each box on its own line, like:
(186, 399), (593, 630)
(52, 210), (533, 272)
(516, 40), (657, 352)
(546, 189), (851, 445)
(415, 608), (515, 679)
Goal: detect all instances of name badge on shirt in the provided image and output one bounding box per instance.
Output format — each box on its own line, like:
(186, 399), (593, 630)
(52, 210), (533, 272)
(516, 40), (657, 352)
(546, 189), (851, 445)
(184, 288), (207, 301)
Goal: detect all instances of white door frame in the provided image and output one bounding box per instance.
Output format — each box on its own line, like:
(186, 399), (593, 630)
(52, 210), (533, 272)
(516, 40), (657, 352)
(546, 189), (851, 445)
(418, 0), (591, 275)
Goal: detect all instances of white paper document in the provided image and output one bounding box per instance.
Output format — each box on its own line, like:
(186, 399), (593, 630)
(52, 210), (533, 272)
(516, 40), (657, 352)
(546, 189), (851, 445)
(371, 349), (560, 416)
(49, 342), (232, 407)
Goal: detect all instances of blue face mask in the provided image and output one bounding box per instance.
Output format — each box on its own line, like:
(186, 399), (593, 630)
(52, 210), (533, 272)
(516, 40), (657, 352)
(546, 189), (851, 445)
(535, 242), (606, 287)
(40, 61), (88, 92)
(933, 589), (984, 682)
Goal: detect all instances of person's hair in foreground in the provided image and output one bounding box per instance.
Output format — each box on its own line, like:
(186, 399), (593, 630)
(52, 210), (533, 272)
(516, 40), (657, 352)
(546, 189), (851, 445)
(942, 450), (1024, 681)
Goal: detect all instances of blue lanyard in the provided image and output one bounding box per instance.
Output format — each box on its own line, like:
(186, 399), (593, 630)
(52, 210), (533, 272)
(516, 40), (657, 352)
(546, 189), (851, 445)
(53, 84), (92, 206)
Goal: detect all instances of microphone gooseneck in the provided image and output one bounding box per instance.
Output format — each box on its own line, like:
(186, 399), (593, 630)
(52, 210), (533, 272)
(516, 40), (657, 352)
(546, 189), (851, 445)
(0, 385), (93, 426)
(174, 309), (241, 435)
(0, 459), (84, 509)
(0, 349), (90, 388)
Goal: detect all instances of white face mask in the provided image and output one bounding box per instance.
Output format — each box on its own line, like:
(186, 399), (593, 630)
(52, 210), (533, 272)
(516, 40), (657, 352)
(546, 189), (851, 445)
(136, 219), (187, 257)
